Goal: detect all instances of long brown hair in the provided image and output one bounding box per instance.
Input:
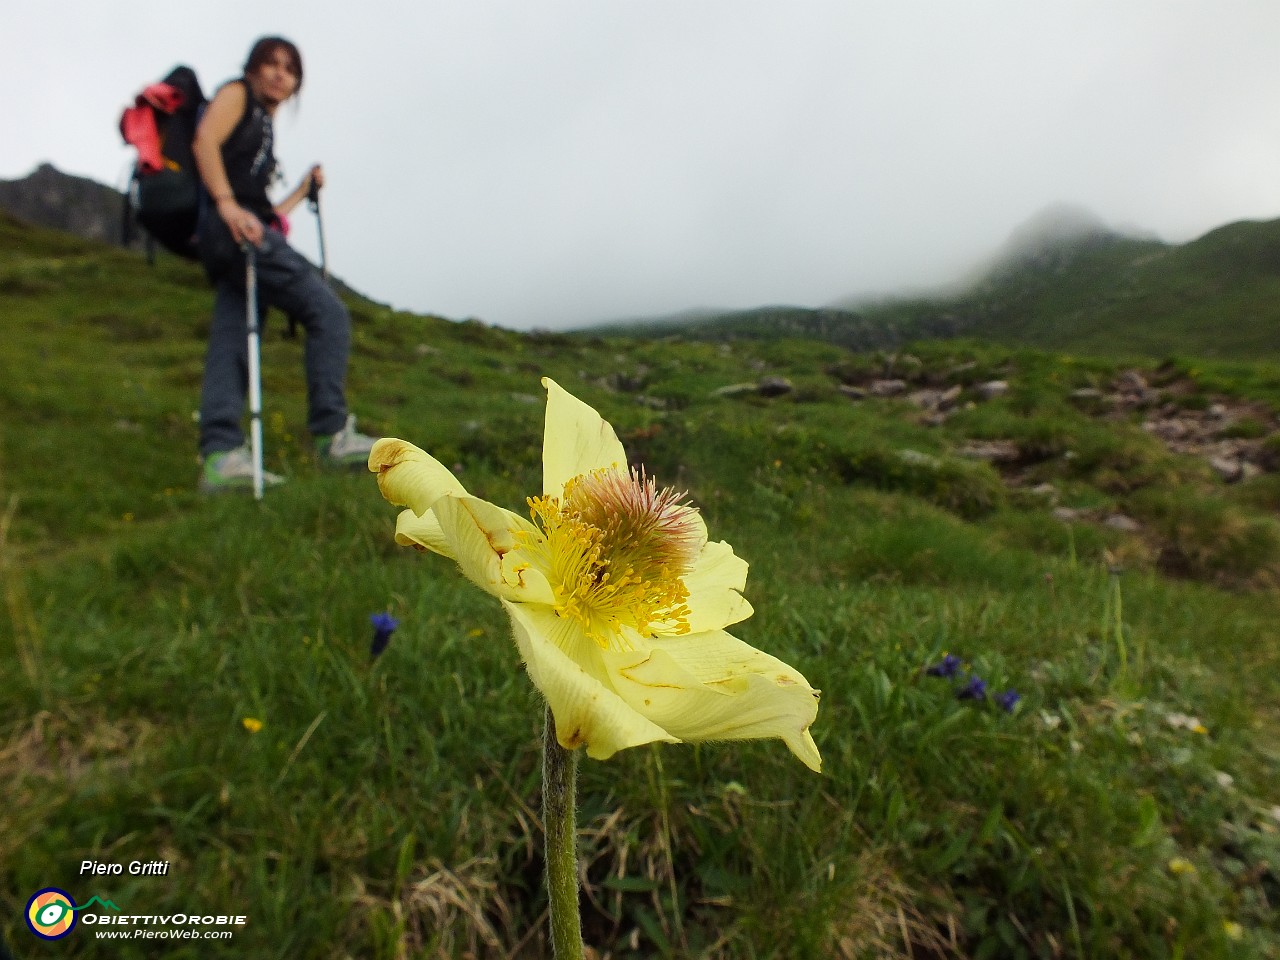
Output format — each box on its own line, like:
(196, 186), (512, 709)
(243, 36), (303, 93)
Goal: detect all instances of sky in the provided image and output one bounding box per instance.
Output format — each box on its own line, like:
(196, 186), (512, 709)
(6, 1), (1280, 330)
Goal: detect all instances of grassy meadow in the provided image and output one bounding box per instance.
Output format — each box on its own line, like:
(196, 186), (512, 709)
(2, 213), (1280, 958)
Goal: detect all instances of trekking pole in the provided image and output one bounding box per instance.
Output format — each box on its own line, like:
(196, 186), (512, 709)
(243, 244), (265, 501)
(307, 177), (328, 280)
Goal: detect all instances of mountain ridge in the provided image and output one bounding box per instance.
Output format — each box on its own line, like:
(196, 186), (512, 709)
(583, 210), (1280, 360)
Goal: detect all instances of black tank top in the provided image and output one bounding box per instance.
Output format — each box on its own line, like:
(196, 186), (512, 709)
(220, 79), (276, 221)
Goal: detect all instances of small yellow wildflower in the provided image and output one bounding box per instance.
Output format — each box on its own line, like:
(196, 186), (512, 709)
(1167, 857), (1197, 876)
(241, 717), (264, 734)
(1223, 921), (1243, 941)
(370, 378), (821, 770)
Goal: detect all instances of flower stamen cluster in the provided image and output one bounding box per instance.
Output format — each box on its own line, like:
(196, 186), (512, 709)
(526, 467), (702, 648)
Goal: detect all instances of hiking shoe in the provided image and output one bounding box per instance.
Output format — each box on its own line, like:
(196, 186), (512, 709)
(198, 446), (285, 495)
(316, 414), (377, 468)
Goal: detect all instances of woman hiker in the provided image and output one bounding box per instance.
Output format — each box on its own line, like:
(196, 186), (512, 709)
(192, 35), (375, 493)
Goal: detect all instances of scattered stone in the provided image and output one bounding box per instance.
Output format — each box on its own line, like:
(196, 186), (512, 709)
(1211, 457), (1264, 483)
(635, 395), (667, 410)
(1210, 456), (1243, 482)
(1116, 370), (1149, 394)
(1053, 506), (1084, 523)
(1104, 514), (1141, 532)
(757, 375), (794, 398)
(977, 380), (1009, 400)
(1030, 483), (1059, 501)
(602, 367), (650, 393)
(1069, 387), (1113, 410)
(712, 383), (758, 398)
(838, 384), (867, 401)
(509, 392), (541, 405)
(414, 343), (440, 356)
(868, 379), (908, 397)
(712, 377), (793, 399)
(957, 441), (1021, 463)
(897, 449), (940, 469)
(910, 385), (963, 411)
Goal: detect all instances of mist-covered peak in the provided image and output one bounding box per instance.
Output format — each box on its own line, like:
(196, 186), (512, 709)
(999, 203), (1116, 258)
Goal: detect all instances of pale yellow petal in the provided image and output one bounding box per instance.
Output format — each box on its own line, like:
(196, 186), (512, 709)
(369, 438), (468, 515)
(653, 539), (753, 635)
(394, 508), (455, 559)
(432, 496), (557, 604)
(503, 601), (678, 760)
(541, 378), (627, 498)
(604, 630), (822, 772)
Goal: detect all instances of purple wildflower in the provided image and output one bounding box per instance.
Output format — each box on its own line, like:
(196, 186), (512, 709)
(957, 675), (987, 701)
(370, 612), (400, 658)
(926, 654), (962, 678)
(996, 689), (1021, 713)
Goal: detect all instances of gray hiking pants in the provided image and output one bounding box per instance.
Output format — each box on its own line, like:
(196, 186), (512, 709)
(198, 228), (351, 456)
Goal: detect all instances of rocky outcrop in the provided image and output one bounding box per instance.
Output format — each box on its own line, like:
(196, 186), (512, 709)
(0, 163), (139, 250)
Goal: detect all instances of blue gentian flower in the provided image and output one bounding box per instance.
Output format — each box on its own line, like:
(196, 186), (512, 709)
(926, 654), (962, 678)
(957, 675), (987, 700)
(370, 612), (400, 657)
(996, 689), (1021, 713)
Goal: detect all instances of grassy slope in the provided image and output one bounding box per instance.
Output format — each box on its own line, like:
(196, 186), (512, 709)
(2, 214), (1279, 958)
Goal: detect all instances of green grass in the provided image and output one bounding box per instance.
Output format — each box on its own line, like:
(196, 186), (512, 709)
(2, 214), (1279, 958)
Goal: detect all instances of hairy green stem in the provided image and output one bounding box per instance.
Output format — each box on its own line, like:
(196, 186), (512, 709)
(543, 706), (584, 960)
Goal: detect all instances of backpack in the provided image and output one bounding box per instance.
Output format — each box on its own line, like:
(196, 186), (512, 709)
(120, 65), (207, 261)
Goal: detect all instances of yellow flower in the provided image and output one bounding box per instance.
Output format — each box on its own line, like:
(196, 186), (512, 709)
(242, 717), (264, 734)
(1167, 857), (1197, 876)
(370, 378), (821, 771)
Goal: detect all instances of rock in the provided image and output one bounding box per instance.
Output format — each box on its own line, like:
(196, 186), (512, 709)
(712, 377), (793, 398)
(1053, 507), (1083, 523)
(977, 380), (1009, 400)
(958, 441), (1021, 463)
(868, 379), (908, 397)
(603, 367), (650, 393)
(1210, 456), (1261, 483)
(838, 384), (867, 401)
(1030, 483), (1059, 501)
(911, 385), (964, 410)
(757, 375), (794, 398)
(1104, 514), (1141, 532)
(1210, 456), (1243, 482)
(897, 449), (940, 469)
(1070, 387), (1115, 411)
(1116, 370), (1149, 394)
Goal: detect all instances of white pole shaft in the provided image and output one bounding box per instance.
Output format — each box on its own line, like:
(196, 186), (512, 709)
(245, 248), (264, 501)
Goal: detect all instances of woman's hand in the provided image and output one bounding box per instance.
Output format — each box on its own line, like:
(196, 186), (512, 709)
(217, 196), (264, 247)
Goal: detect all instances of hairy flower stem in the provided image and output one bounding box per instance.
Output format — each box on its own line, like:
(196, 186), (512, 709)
(543, 706), (585, 960)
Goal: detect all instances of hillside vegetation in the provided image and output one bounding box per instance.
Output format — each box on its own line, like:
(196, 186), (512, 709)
(591, 216), (1280, 362)
(2, 212), (1279, 958)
